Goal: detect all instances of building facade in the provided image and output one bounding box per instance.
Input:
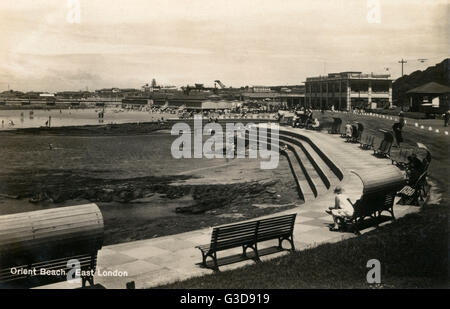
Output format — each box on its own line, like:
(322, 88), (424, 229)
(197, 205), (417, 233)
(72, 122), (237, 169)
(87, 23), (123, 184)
(305, 72), (392, 111)
(406, 82), (450, 113)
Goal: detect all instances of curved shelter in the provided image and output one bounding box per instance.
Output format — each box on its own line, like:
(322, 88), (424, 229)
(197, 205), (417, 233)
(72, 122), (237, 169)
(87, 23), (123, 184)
(0, 203), (104, 288)
(345, 166), (405, 234)
(352, 165), (405, 195)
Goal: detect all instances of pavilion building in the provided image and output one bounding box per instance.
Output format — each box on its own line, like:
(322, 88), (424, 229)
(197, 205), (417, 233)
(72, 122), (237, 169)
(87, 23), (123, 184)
(305, 72), (392, 111)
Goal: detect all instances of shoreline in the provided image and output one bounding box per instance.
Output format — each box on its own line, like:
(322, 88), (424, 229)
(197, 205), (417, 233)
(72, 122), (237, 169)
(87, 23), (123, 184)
(0, 121), (172, 136)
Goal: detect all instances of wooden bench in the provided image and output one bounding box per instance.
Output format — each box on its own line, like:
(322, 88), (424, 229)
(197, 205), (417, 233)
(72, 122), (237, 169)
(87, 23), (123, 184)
(353, 122), (364, 143)
(279, 116), (294, 126)
(397, 171), (428, 206)
(0, 204), (104, 288)
(344, 193), (396, 234)
(346, 123), (361, 143)
(390, 147), (414, 169)
(373, 129), (394, 158)
(293, 114), (309, 128)
(328, 117), (342, 134)
(359, 134), (375, 150)
(337, 168), (405, 234)
(196, 214), (296, 271)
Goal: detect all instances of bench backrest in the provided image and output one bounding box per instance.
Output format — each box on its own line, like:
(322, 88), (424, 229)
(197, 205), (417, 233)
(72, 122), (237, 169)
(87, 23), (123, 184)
(351, 124), (359, 138)
(257, 214), (296, 242)
(360, 134), (369, 144)
(357, 123), (364, 134)
(413, 171), (428, 188)
(363, 134), (375, 145)
(211, 221), (258, 251)
(210, 214), (297, 251)
(331, 118), (342, 133)
(352, 192), (396, 218)
(378, 139), (392, 154)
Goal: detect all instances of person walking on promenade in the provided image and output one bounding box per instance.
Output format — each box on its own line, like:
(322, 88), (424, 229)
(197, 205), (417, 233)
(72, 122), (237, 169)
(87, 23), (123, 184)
(393, 121), (404, 147)
(444, 111), (449, 127)
(399, 111), (405, 124)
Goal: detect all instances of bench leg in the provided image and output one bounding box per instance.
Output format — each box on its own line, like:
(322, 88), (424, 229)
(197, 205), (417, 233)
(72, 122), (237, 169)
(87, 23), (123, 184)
(245, 244), (260, 262)
(198, 249), (218, 270)
(372, 213), (380, 227)
(241, 245), (249, 258)
(211, 252), (219, 272)
(353, 218), (361, 235)
(278, 236), (295, 252)
(288, 235), (295, 252)
(277, 238), (283, 250)
(200, 251), (207, 267)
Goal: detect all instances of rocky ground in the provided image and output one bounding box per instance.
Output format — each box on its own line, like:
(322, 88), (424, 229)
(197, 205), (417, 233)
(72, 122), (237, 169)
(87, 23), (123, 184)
(0, 122), (300, 245)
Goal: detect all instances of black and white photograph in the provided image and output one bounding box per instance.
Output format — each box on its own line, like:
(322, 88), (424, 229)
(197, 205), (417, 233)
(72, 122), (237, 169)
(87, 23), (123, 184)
(0, 0), (448, 295)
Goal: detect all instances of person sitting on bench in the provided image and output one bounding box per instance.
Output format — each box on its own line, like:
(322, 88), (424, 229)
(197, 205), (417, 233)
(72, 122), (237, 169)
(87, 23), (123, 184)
(326, 185), (354, 231)
(345, 122), (353, 138)
(305, 110), (314, 128)
(406, 154), (424, 185)
(311, 118), (320, 129)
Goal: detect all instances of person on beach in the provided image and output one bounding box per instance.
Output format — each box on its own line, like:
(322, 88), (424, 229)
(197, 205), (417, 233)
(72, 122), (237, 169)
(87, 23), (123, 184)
(326, 185), (354, 231)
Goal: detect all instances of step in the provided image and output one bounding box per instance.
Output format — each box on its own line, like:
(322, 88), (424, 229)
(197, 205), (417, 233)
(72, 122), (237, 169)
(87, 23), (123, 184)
(279, 138), (327, 197)
(277, 129), (344, 180)
(248, 130), (337, 197)
(281, 148), (315, 202)
(296, 139), (341, 189)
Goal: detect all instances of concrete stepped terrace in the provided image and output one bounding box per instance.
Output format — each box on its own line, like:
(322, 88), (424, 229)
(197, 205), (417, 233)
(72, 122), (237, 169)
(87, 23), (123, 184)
(246, 126), (344, 203)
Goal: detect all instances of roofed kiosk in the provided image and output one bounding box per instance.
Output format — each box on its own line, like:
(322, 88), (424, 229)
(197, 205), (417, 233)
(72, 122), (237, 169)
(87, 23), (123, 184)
(406, 82), (450, 95)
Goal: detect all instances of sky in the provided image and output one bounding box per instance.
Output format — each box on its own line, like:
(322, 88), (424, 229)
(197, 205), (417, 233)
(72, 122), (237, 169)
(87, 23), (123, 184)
(0, 0), (448, 92)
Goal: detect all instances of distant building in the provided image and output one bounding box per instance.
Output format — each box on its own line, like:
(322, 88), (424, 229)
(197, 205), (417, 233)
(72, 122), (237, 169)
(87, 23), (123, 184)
(305, 72), (392, 111)
(406, 82), (450, 113)
(252, 86), (272, 93)
(39, 93), (55, 97)
(56, 91), (93, 99)
(95, 88), (142, 98)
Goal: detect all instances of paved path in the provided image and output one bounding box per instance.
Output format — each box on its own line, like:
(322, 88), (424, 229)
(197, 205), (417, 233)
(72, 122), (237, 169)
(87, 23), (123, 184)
(40, 128), (419, 289)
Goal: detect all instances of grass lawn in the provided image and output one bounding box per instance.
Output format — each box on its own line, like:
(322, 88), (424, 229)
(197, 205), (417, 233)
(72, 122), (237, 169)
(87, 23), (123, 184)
(158, 203), (448, 289)
(156, 113), (449, 289)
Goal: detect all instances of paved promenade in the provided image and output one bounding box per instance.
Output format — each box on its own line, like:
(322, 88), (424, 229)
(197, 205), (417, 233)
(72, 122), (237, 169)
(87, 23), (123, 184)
(40, 128), (419, 289)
